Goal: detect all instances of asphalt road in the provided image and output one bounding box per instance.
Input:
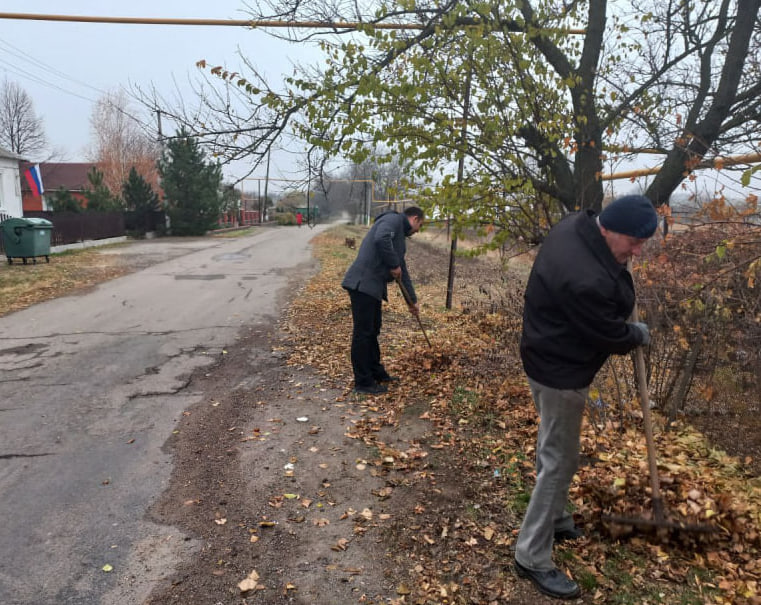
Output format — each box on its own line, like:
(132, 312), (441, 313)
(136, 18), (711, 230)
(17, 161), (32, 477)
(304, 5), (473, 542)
(0, 225), (327, 604)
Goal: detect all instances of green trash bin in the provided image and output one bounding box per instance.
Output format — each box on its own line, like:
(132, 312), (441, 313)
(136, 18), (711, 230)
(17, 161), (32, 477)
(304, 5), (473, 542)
(1, 217), (53, 265)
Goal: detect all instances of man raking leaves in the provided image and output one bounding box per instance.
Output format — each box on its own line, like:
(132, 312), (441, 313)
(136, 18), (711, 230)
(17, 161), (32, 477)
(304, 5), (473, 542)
(342, 206), (425, 395)
(515, 195), (657, 599)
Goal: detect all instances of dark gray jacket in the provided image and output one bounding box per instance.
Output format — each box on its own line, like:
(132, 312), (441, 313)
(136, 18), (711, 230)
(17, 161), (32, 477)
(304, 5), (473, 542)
(520, 210), (645, 389)
(341, 211), (417, 303)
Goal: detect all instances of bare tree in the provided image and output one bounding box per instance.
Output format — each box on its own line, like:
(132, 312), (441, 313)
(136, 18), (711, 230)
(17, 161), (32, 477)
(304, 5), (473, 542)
(0, 79), (46, 156)
(89, 89), (161, 195)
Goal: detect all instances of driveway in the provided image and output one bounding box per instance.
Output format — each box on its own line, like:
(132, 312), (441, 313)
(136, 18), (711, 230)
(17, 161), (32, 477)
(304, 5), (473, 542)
(0, 226), (327, 604)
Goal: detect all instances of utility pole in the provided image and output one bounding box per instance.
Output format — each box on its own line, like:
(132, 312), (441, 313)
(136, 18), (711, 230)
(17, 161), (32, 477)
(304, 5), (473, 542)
(306, 154), (311, 228)
(155, 109), (163, 142)
(263, 148), (271, 223)
(365, 181), (371, 225)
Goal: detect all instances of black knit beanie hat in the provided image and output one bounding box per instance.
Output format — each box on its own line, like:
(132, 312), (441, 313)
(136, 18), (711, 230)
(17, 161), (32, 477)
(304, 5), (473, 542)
(598, 195), (658, 239)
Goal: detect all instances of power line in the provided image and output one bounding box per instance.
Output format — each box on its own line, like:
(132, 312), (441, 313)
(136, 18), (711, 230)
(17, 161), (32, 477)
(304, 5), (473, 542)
(0, 59), (96, 103)
(0, 38), (107, 97)
(0, 40), (156, 134)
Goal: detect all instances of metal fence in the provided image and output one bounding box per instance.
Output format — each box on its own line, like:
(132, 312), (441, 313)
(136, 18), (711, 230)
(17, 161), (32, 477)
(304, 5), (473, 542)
(0, 211), (170, 255)
(23, 211), (125, 246)
(124, 210), (166, 234)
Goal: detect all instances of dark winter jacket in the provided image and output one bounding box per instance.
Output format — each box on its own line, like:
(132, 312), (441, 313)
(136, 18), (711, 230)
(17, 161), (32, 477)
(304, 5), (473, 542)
(342, 211), (417, 303)
(520, 210), (646, 389)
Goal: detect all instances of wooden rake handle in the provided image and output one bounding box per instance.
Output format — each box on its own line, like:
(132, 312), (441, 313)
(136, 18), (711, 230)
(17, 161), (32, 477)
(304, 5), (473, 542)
(395, 276), (432, 348)
(628, 260), (665, 520)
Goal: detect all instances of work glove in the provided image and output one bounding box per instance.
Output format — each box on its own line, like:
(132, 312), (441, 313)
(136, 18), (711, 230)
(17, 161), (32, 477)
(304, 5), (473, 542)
(630, 321), (650, 346)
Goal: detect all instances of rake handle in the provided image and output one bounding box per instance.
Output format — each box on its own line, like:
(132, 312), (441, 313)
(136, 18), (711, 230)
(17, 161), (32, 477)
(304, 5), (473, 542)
(629, 260), (665, 520)
(395, 277), (432, 348)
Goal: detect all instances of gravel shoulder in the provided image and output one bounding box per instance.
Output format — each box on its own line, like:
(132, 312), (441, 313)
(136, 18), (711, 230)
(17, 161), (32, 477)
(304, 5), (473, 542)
(124, 244), (431, 605)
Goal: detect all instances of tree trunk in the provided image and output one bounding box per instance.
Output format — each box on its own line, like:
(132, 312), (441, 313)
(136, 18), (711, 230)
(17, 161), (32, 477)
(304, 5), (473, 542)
(668, 339), (702, 426)
(646, 0), (761, 206)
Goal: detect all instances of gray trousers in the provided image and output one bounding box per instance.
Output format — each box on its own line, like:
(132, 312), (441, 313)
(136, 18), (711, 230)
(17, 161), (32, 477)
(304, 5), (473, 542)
(515, 378), (587, 571)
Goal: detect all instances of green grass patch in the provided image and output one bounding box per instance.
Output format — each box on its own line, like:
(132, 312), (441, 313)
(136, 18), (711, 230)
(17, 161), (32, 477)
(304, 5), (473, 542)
(591, 549), (719, 605)
(450, 385), (480, 417)
(213, 227), (259, 238)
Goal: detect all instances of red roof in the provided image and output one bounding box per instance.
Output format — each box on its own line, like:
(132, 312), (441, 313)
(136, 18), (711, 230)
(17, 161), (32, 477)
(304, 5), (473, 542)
(19, 162), (97, 193)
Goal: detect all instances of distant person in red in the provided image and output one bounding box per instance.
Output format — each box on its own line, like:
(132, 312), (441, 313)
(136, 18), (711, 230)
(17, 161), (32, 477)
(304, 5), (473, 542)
(296, 212), (303, 227)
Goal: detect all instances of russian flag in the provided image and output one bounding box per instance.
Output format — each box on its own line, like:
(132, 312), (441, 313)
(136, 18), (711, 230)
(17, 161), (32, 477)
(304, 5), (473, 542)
(24, 164), (44, 197)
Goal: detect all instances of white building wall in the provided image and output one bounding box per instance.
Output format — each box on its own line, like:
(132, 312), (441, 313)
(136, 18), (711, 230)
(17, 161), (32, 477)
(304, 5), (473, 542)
(0, 154), (23, 218)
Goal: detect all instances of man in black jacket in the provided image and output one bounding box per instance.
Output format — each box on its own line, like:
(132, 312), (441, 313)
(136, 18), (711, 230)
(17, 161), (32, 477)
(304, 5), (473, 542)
(342, 207), (424, 395)
(514, 195), (658, 599)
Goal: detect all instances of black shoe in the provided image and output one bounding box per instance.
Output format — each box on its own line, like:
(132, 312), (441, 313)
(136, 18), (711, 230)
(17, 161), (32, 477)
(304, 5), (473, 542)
(353, 382), (388, 395)
(375, 374), (400, 383)
(514, 559), (581, 599)
(554, 526), (584, 543)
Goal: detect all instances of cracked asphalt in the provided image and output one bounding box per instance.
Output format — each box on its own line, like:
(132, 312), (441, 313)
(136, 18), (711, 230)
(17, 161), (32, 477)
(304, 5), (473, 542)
(0, 226), (328, 604)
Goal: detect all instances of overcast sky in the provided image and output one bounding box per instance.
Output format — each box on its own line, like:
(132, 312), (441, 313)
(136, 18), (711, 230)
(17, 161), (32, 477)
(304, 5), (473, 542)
(1, 3), (754, 202)
(0, 1), (315, 189)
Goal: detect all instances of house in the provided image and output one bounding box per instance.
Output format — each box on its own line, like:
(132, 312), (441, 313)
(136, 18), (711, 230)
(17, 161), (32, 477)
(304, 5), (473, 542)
(19, 162), (96, 212)
(0, 146), (25, 219)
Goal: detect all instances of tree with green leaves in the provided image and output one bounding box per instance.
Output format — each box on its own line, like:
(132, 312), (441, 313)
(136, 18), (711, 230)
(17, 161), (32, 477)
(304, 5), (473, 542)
(158, 128), (223, 236)
(84, 166), (123, 212)
(137, 0), (761, 247)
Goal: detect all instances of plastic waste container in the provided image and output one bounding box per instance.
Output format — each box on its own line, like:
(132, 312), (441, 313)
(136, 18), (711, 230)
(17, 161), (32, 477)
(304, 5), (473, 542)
(1, 217), (53, 265)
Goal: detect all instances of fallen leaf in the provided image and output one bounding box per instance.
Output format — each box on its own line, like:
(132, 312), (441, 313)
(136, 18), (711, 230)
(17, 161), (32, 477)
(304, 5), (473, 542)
(332, 538), (350, 551)
(238, 570), (261, 593)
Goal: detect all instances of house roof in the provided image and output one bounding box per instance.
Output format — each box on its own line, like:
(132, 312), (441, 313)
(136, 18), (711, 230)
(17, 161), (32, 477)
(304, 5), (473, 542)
(0, 146), (26, 161)
(19, 162), (97, 193)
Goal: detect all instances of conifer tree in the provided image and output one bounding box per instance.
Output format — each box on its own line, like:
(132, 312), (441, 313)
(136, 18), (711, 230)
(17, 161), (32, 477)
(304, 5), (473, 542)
(122, 166), (160, 234)
(158, 129), (222, 236)
(84, 166), (123, 212)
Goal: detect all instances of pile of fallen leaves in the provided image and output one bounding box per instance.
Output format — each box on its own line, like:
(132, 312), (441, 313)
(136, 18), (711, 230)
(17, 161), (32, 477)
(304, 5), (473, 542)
(283, 226), (761, 604)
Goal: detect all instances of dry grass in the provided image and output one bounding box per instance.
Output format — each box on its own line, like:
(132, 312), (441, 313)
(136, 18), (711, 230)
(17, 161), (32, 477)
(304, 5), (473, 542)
(0, 247), (130, 318)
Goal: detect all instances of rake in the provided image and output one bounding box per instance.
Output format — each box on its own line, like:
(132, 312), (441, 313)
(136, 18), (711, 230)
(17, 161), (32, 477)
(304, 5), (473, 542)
(395, 276), (432, 348)
(602, 262), (715, 534)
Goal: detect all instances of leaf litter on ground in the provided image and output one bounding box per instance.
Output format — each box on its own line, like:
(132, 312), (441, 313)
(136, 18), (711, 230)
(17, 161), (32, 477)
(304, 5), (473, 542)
(283, 226), (760, 604)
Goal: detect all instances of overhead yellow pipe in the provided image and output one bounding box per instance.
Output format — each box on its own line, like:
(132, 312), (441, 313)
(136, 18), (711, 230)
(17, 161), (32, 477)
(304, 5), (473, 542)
(601, 152), (761, 181)
(0, 12), (585, 34)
